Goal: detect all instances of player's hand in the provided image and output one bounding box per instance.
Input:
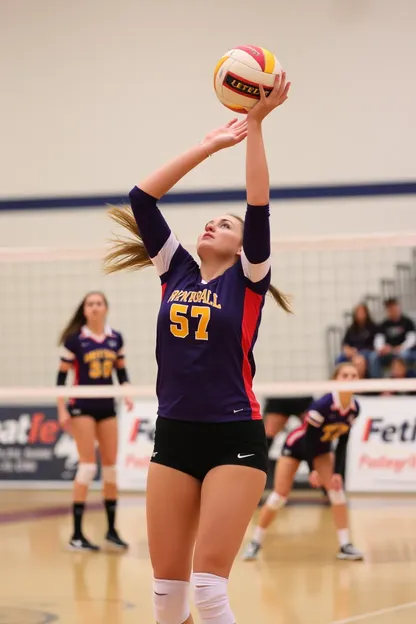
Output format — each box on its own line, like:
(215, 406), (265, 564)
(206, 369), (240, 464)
(308, 470), (321, 489)
(202, 118), (248, 154)
(247, 72), (290, 123)
(329, 473), (343, 491)
(125, 397), (134, 412)
(58, 408), (71, 433)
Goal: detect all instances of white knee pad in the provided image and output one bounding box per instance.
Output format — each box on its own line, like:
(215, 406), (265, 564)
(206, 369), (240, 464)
(328, 489), (347, 505)
(75, 463), (97, 485)
(192, 572), (235, 624)
(102, 465), (117, 484)
(265, 491), (287, 511)
(153, 578), (190, 624)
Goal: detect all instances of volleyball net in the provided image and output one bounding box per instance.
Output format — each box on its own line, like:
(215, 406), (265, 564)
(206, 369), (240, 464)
(1, 231), (416, 390)
(1, 233), (416, 492)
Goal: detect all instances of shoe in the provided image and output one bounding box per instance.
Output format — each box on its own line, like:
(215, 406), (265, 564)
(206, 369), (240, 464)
(242, 541), (261, 561)
(337, 543), (364, 561)
(69, 535), (100, 552)
(105, 530), (129, 550)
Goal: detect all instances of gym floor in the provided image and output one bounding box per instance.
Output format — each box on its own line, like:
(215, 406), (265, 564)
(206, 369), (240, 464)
(0, 490), (415, 623)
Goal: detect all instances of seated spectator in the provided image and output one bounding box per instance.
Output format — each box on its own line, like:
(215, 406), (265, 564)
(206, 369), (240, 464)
(369, 297), (416, 378)
(382, 357), (416, 396)
(336, 303), (377, 369)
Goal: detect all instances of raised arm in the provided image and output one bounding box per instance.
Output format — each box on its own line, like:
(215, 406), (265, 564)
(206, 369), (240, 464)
(241, 73), (290, 285)
(128, 120), (248, 275)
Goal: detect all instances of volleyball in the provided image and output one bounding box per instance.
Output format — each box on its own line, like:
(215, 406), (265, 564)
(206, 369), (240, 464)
(213, 45), (282, 113)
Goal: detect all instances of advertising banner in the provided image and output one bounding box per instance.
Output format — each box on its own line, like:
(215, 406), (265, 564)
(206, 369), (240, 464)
(346, 396), (416, 493)
(116, 399), (158, 492)
(0, 406), (84, 487)
(0, 400), (317, 491)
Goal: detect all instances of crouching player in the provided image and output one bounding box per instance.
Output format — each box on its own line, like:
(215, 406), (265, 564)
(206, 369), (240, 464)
(243, 362), (364, 562)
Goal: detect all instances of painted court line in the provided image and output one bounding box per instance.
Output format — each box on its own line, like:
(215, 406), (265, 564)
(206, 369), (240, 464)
(331, 600), (416, 623)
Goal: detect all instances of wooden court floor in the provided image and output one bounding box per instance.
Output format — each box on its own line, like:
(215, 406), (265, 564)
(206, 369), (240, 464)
(0, 490), (415, 624)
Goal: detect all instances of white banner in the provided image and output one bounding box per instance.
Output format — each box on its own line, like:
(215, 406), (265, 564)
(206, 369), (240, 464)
(117, 399), (158, 492)
(346, 396), (416, 493)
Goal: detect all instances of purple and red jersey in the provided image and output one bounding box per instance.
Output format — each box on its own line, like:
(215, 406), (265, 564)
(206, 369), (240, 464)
(283, 392), (360, 471)
(129, 186), (272, 423)
(60, 325), (124, 414)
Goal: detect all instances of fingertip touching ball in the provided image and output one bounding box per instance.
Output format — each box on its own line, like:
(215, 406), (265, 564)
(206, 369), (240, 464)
(213, 45), (282, 113)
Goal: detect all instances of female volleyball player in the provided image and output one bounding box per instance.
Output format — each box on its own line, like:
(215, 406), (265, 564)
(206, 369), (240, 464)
(243, 362), (364, 563)
(57, 291), (133, 552)
(104, 74), (290, 624)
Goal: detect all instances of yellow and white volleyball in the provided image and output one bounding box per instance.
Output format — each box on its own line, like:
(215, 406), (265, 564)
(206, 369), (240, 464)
(213, 45), (282, 113)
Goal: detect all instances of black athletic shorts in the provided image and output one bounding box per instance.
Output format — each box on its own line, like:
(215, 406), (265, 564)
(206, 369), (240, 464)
(68, 405), (116, 422)
(150, 416), (269, 482)
(263, 395), (313, 419)
(281, 428), (331, 464)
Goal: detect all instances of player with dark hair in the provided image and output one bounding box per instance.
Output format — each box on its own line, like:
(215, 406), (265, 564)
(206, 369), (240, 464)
(104, 75), (290, 624)
(243, 362), (364, 562)
(57, 291), (133, 551)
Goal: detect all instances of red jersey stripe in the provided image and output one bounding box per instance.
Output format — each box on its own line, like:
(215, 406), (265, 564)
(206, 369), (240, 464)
(241, 288), (262, 419)
(286, 423), (307, 446)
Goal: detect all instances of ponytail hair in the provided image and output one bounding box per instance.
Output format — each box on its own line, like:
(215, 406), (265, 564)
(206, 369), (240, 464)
(104, 206), (293, 314)
(268, 283), (292, 314)
(104, 206), (153, 273)
(58, 291), (108, 345)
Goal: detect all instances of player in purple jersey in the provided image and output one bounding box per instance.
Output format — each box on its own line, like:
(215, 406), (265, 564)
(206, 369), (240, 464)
(104, 74), (290, 624)
(56, 291), (133, 552)
(243, 362), (364, 562)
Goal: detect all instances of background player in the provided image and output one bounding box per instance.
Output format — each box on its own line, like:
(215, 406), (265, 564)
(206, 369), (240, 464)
(104, 75), (290, 624)
(244, 362), (363, 562)
(57, 291), (133, 551)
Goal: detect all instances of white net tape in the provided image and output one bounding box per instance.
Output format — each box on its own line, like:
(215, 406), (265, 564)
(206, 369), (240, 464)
(1, 378), (416, 403)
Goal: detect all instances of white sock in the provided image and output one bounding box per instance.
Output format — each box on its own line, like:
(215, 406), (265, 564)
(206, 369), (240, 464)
(337, 528), (350, 547)
(253, 526), (265, 545)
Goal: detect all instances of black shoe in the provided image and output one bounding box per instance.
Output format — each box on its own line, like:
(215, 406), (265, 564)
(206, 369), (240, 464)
(105, 530), (129, 550)
(337, 543), (364, 561)
(69, 535), (100, 552)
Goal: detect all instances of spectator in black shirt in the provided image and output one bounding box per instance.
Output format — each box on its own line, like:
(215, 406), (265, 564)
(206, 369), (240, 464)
(336, 303), (377, 371)
(369, 298), (416, 378)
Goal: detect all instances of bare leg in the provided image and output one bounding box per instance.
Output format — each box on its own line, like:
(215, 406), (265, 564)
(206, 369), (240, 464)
(146, 463), (201, 623)
(257, 456), (300, 531)
(314, 454), (348, 532)
(71, 416), (96, 503)
(194, 465), (266, 576)
(96, 417), (127, 544)
(192, 465), (266, 623)
(314, 453), (363, 559)
(96, 417), (118, 501)
(242, 455), (299, 561)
